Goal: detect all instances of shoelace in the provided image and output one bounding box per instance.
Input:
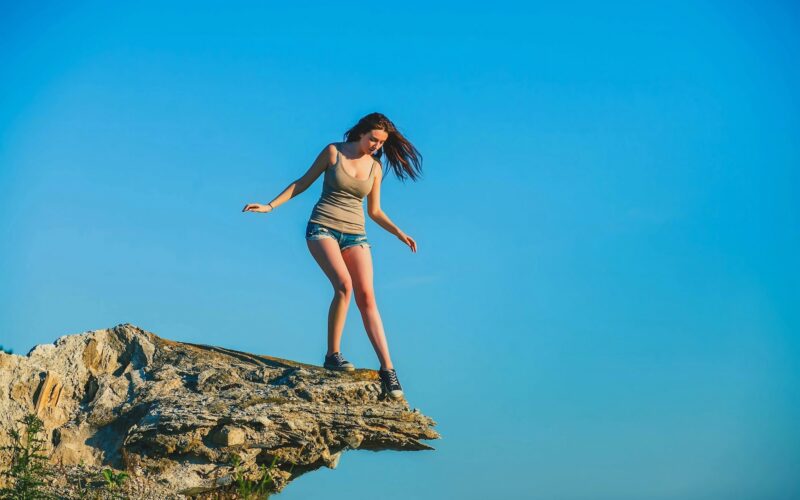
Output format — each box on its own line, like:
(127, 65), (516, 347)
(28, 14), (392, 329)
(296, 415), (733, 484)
(329, 352), (346, 364)
(382, 369), (400, 387)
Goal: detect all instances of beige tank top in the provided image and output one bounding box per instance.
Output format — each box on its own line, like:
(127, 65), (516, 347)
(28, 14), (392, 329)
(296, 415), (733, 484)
(308, 145), (377, 234)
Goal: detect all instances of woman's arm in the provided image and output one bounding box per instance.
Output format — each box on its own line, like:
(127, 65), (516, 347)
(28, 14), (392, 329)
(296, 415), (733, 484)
(244, 144), (335, 213)
(268, 144), (335, 208)
(367, 164), (418, 252)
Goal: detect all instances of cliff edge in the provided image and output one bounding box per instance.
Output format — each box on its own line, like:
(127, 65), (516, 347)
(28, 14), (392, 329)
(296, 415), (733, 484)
(0, 323), (438, 496)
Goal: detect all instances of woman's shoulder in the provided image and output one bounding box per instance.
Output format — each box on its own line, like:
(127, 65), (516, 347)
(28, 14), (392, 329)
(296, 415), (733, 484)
(372, 155), (383, 171)
(324, 143), (342, 166)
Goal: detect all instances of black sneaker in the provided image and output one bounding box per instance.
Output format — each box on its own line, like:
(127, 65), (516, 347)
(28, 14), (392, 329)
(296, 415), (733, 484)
(378, 368), (404, 400)
(324, 352), (355, 372)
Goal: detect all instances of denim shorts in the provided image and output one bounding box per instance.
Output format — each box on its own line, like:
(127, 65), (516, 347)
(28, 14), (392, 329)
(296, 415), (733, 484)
(305, 222), (371, 251)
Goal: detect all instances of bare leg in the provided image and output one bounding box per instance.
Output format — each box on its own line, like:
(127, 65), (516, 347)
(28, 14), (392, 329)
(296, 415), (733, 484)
(341, 245), (394, 370)
(306, 238), (353, 355)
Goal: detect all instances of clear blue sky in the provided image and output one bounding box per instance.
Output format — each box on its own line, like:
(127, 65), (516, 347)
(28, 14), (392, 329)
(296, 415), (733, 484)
(1, 1), (798, 498)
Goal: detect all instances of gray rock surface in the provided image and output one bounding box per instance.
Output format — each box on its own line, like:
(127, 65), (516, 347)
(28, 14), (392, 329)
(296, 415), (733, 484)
(0, 323), (439, 495)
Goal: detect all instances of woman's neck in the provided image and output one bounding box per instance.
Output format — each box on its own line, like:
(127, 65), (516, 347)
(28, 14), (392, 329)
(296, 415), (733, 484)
(343, 141), (369, 158)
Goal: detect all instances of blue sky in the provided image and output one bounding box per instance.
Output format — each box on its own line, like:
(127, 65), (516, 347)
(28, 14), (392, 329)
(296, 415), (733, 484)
(1, 1), (798, 498)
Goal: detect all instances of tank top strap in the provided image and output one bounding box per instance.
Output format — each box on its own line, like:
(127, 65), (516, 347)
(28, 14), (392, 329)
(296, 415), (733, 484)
(368, 160), (376, 178)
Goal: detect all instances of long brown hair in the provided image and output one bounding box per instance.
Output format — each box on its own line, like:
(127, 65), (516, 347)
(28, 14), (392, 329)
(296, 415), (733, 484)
(343, 112), (423, 182)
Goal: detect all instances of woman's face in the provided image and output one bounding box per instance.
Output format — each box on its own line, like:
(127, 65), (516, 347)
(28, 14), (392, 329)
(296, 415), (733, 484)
(360, 129), (389, 155)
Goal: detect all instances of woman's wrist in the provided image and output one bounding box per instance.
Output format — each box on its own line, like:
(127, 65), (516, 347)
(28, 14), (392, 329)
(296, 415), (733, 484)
(267, 202), (274, 212)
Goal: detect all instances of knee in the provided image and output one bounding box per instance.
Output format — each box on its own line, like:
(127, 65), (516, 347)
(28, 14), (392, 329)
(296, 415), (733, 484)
(334, 279), (353, 297)
(355, 290), (377, 310)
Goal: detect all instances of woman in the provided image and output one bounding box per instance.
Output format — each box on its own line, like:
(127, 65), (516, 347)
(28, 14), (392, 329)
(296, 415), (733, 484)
(242, 112), (422, 400)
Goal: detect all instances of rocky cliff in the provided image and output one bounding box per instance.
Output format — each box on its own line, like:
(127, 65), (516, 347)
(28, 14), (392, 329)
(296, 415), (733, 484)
(0, 323), (438, 497)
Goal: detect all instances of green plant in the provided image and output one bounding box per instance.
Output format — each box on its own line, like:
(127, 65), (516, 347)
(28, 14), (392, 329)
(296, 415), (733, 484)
(100, 468), (128, 490)
(68, 461), (90, 499)
(229, 454), (284, 499)
(0, 413), (54, 499)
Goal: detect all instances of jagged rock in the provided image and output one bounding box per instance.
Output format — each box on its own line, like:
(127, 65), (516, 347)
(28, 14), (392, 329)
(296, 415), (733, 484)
(0, 323), (439, 495)
(210, 425), (246, 447)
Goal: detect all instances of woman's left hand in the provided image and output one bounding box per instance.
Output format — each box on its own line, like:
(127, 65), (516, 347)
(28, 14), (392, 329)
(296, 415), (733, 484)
(398, 232), (417, 253)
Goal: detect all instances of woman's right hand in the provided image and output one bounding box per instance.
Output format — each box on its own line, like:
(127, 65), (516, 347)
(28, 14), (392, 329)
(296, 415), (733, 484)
(242, 203), (273, 213)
